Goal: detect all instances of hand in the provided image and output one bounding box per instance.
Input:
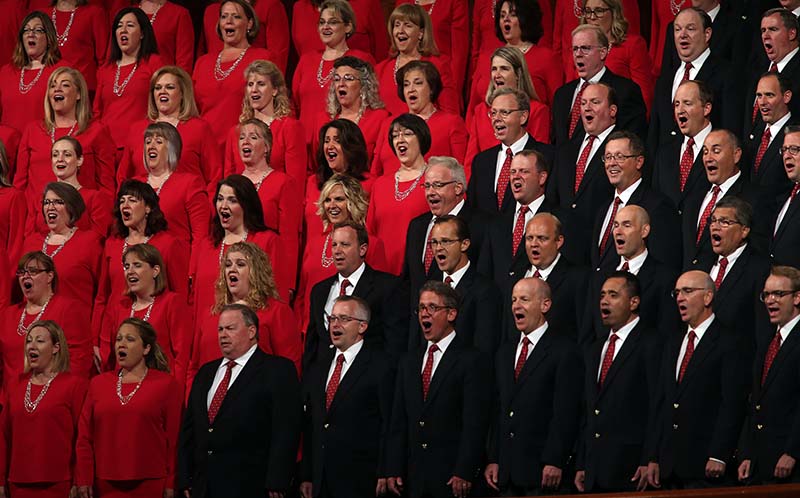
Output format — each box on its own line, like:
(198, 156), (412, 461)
(775, 454), (797, 479)
(93, 346), (103, 373)
(631, 465), (648, 491)
(267, 491), (285, 498)
(163, 489), (174, 498)
(0, 485), (7, 498)
(738, 459), (751, 481)
(646, 462), (660, 488)
(541, 465), (562, 489)
(70, 486), (78, 498)
(705, 459), (725, 479)
(300, 481), (313, 498)
(375, 478), (387, 496)
(387, 477), (403, 496)
(447, 476), (471, 498)
(183, 489), (191, 498)
(78, 486), (93, 498)
(484, 463), (500, 491)
(574, 470), (585, 492)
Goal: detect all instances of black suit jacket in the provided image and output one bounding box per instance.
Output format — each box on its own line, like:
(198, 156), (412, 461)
(744, 117), (796, 198)
(651, 134), (710, 214)
(301, 345), (396, 498)
(489, 326), (583, 489)
(304, 264), (407, 370)
(551, 68), (647, 146)
(578, 322), (662, 492)
(744, 51), (800, 137)
(386, 334), (492, 498)
(466, 135), (554, 215)
(769, 187), (800, 268)
(654, 320), (749, 483)
(177, 349), (302, 497)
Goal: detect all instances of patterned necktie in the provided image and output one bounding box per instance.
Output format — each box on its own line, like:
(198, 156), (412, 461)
(679, 137), (695, 191)
(512, 205), (529, 256)
(208, 360), (235, 424)
(325, 354), (345, 410)
(339, 278), (351, 297)
(753, 127), (771, 175)
(599, 197), (622, 254)
(761, 330), (783, 386)
(497, 148), (513, 209)
(575, 135), (596, 193)
(423, 222), (435, 273)
(678, 330), (696, 383)
(532, 269), (542, 279)
(444, 276), (454, 287)
(713, 257), (728, 290)
(598, 333), (619, 387)
(514, 336), (531, 381)
(681, 61), (693, 82)
(620, 261), (630, 272)
(569, 80), (589, 138)
(792, 183), (800, 201)
(696, 186), (721, 244)
(421, 344), (439, 400)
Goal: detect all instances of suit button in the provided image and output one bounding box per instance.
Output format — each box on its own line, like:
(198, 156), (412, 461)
(756, 405), (761, 411)
(571, 203), (577, 209)
(749, 134), (755, 140)
(594, 433), (600, 439)
(673, 424), (679, 430)
(208, 428), (213, 433)
(421, 443), (428, 449)
(328, 344), (334, 349)
(324, 423), (329, 429)
(673, 403), (679, 409)
(509, 411), (514, 418)
(595, 267), (600, 272)
(510, 432), (515, 438)
(757, 424), (764, 430)
(692, 259), (698, 265)
(678, 210), (683, 216)
(594, 409), (600, 415)
(207, 450), (213, 455)
(419, 421), (425, 427)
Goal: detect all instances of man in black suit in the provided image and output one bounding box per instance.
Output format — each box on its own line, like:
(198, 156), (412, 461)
(386, 281), (491, 498)
(178, 304), (302, 498)
(575, 272), (662, 493)
(646, 271), (749, 489)
(651, 80), (713, 212)
(649, 7), (741, 152)
(551, 24), (646, 145)
(770, 125), (800, 267)
(738, 266), (800, 484)
(300, 296), (395, 498)
(305, 222), (406, 370)
(467, 88), (553, 215)
(484, 277), (583, 495)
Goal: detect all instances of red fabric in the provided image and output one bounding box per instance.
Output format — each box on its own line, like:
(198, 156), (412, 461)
(326, 354), (345, 409)
(514, 336), (530, 381)
(291, 0), (389, 60)
(512, 205), (528, 256)
(95, 478), (165, 498)
(366, 172), (429, 275)
(0, 60), (68, 134)
(93, 55), (166, 150)
(25, 187), (113, 238)
(0, 124), (21, 179)
(650, 0), (687, 75)
(310, 107), (390, 171)
(678, 330), (696, 383)
(496, 147), (513, 209)
(599, 197), (621, 254)
(421, 343), (438, 399)
(7, 481), (71, 498)
(762, 330), (782, 385)
(681, 61), (692, 82)
(199, 0), (290, 71)
(75, 370), (182, 484)
(0, 1), (25, 72)
(0, 186), (26, 273)
(29, 2), (108, 91)
(569, 81), (588, 140)
(15, 120), (116, 201)
(0, 373), (87, 483)
(375, 54), (460, 116)
(596, 35), (654, 113)
(208, 360), (234, 423)
(574, 135), (595, 193)
(1, 295), (93, 384)
(695, 185), (720, 244)
(423, 228), (435, 273)
(598, 333), (618, 387)
(754, 127), (771, 175)
(679, 137), (695, 191)
(713, 256), (728, 290)
(143, 1), (195, 73)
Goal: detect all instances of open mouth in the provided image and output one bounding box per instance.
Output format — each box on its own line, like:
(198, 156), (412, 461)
(706, 163), (718, 175)
(710, 233), (722, 246)
(397, 144), (408, 155)
(55, 162), (67, 171)
(575, 60), (586, 71)
(117, 350), (128, 360)
(28, 350), (40, 361)
(679, 40), (690, 50)
(147, 149), (158, 160)
(327, 206), (342, 217)
(494, 123), (507, 135)
(583, 114), (595, 125)
(420, 319), (433, 332)
(240, 146), (253, 157)
(427, 195), (441, 208)
(46, 212), (58, 222)
(511, 178), (523, 193)
(219, 211), (232, 223)
(121, 208), (132, 221)
(127, 274), (140, 284)
(23, 280), (33, 290)
(53, 94), (65, 102)
(435, 252), (447, 263)
(600, 306), (611, 319)
(331, 328), (343, 339)
(614, 236), (625, 249)
(227, 274), (239, 285)
(158, 94), (169, 103)
(406, 94), (418, 105)
(326, 148), (339, 161)
(224, 28), (235, 37)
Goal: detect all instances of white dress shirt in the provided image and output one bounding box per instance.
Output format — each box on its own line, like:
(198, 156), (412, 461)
(494, 134), (530, 191)
(676, 314), (715, 380)
(570, 66), (607, 108)
(597, 178), (642, 247)
(421, 199), (465, 263)
(709, 243), (746, 284)
(323, 262), (366, 328)
(422, 330), (457, 378)
(443, 260), (470, 288)
(617, 249), (648, 275)
(326, 338), (364, 386)
(775, 183), (800, 234)
(515, 322), (548, 365)
(696, 172), (741, 229)
(577, 125), (616, 174)
(525, 252), (562, 279)
(680, 123), (712, 163)
(597, 316), (640, 380)
(207, 343), (258, 409)
(672, 47), (711, 100)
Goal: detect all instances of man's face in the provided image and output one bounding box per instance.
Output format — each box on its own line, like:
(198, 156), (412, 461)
(603, 138), (643, 191)
(424, 163), (463, 217)
(673, 82), (711, 137)
(491, 93), (528, 145)
(702, 130), (741, 185)
(509, 154), (546, 205)
(511, 278), (550, 333)
(581, 84), (617, 135)
(756, 75), (791, 125)
(763, 274), (800, 326)
(783, 132), (800, 182)
(525, 216), (563, 269)
(328, 300), (367, 351)
(430, 220), (469, 274)
(217, 309), (256, 360)
(612, 206), (649, 259)
(709, 206), (749, 256)
(417, 290), (457, 342)
(674, 272), (714, 326)
(572, 29), (607, 79)
(762, 13), (798, 62)
(599, 277), (639, 330)
(331, 226), (367, 276)
(674, 9), (711, 62)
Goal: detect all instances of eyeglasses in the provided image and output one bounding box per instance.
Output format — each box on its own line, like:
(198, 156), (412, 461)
(427, 238), (461, 248)
(42, 199), (66, 207)
(572, 45), (602, 55)
(759, 290), (797, 302)
(332, 74), (358, 83)
(708, 216), (741, 228)
(583, 7), (610, 18)
(16, 268), (47, 277)
(318, 18), (344, 27)
(325, 313), (367, 325)
(22, 27), (47, 36)
(670, 287), (707, 299)
(423, 180), (457, 190)
(601, 153), (639, 164)
(414, 303), (452, 315)
(488, 108), (523, 119)
(781, 145), (800, 156)
(391, 129), (417, 140)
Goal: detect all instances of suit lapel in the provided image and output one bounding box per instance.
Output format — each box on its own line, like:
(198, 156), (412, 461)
(327, 346), (371, 415)
(424, 339), (462, 406)
(715, 247), (750, 304)
(677, 323), (720, 397)
(597, 325), (641, 399)
(215, 351), (263, 420)
(774, 194), (800, 243)
(514, 331), (552, 393)
(681, 154), (707, 205)
(353, 265), (374, 298)
(760, 323), (800, 395)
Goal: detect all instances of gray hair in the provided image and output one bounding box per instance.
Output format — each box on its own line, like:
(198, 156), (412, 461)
(427, 156), (466, 187)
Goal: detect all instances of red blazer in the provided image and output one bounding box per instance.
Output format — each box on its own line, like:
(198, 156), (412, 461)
(291, 0), (389, 60)
(0, 373), (88, 483)
(0, 125), (21, 180)
(0, 186), (25, 273)
(146, 1), (194, 73)
(0, 61), (68, 135)
(0, 1), (25, 74)
(375, 54), (460, 116)
(75, 369), (182, 483)
(25, 186), (112, 238)
(309, 107), (390, 170)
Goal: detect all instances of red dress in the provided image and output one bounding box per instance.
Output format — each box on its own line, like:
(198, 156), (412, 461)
(14, 120), (116, 202)
(370, 111), (467, 177)
(75, 370), (182, 489)
(143, 1), (194, 73)
(0, 61), (68, 134)
(375, 55), (460, 116)
(29, 2), (109, 92)
(0, 1), (25, 72)
(292, 48), (375, 144)
(291, 0), (389, 60)
(223, 116), (307, 191)
(0, 124), (21, 179)
(650, 0), (688, 76)
(0, 373), (87, 495)
(133, 172), (210, 250)
(193, 47), (277, 153)
(365, 172), (428, 275)
(25, 186), (112, 238)
(309, 107), (390, 170)
(199, 0), (290, 71)
(0, 186), (25, 273)
(94, 55), (166, 150)
(1, 294), (93, 384)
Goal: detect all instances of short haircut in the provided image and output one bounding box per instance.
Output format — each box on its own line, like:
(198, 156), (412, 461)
(53, 136), (83, 158)
(24, 320), (70, 373)
(388, 114), (432, 156)
(763, 7), (800, 35)
(493, 0), (544, 44)
(387, 4), (439, 56)
(531, 212), (564, 239)
(333, 220), (369, 246)
(677, 79), (714, 106)
(212, 175), (268, 246)
(419, 280), (461, 310)
(427, 156), (466, 187)
(606, 130), (644, 157)
(114, 180), (168, 237)
(710, 127), (741, 150)
(18, 251), (58, 293)
(432, 214), (470, 241)
(396, 60), (443, 104)
(144, 122), (182, 171)
(786, 124), (800, 137)
(44, 182), (85, 225)
(770, 265), (800, 293)
(221, 303), (260, 331)
(712, 195), (753, 229)
(148, 66), (199, 121)
(678, 6), (712, 31)
(319, 0), (356, 36)
(489, 87), (531, 113)
(316, 174), (370, 228)
(587, 81), (618, 108)
(572, 24), (610, 49)
(605, 270), (641, 299)
(515, 149), (550, 174)
(758, 71), (793, 96)
(334, 295), (371, 322)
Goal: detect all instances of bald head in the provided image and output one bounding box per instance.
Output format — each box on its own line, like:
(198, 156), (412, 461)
(674, 270), (715, 327)
(612, 205), (651, 260)
(511, 277), (552, 333)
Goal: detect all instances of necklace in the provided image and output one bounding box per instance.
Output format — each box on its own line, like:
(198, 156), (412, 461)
(338, 104), (364, 125)
(52, 7), (77, 47)
(49, 122), (78, 145)
(18, 296), (52, 336)
(140, 1), (163, 24)
(130, 296), (156, 321)
(670, 0), (686, 16)
(24, 373), (58, 413)
(316, 55), (336, 87)
(148, 171), (171, 195)
(418, 108), (436, 121)
(113, 60), (139, 96)
(573, 0), (582, 17)
(121, 235), (152, 269)
(394, 169), (425, 201)
(215, 48), (248, 81)
(321, 231), (334, 267)
(42, 227), (76, 258)
(248, 169), (271, 191)
(19, 65), (45, 94)
(218, 230), (248, 264)
(415, 0), (436, 16)
(116, 368), (148, 405)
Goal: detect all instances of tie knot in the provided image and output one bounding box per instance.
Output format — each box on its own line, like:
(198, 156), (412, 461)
(620, 261), (630, 271)
(336, 354), (345, 366)
(711, 185), (721, 195)
(792, 183), (800, 199)
(764, 127), (771, 138)
(522, 336), (531, 346)
(608, 332), (619, 344)
(719, 256), (728, 268)
(771, 62), (779, 73)
(506, 148), (513, 158)
(225, 360), (236, 371)
(688, 330), (697, 341)
(613, 196), (622, 206)
(685, 61), (693, 71)
(519, 205), (529, 214)
(428, 343), (439, 354)
(444, 276), (454, 285)
(587, 135), (597, 145)
(341, 279), (351, 290)
(687, 137), (695, 148)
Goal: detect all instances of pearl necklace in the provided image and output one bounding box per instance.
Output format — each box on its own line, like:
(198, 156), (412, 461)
(215, 48), (248, 81)
(573, 0), (582, 17)
(338, 104), (364, 124)
(415, 0), (436, 16)
(130, 296), (156, 321)
(141, 2), (163, 24)
(24, 373), (58, 413)
(218, 230), (248, 264)
(316, 55), (336, 87)
(670, 0), (686, 16)
(321, 231), (334, 267)
(49, 122), (78, 145)
(116, 368), (148, 405)
(148, 171), (171, 195)
(18, 296), (52, 336)
(248, 169), (271, 191)
(52, 7), (77, 47)
(19, 65), (45, 94)
(113, 60), (139, 97)
(394, 168), (425, 201)
(42, 227), (76, 258)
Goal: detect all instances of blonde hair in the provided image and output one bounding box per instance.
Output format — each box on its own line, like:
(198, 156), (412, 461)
(240, 60), (293, 121)
(23, 320), (71, 374)
(580, 0), (628, 44)
(484, 46), (540, 104)
(315, 174), (369, 230)
(387, 4), (439, 56)
(43, 67), (91, 134)
(213, 241), (279, 313)
(147, 66), (199, 122)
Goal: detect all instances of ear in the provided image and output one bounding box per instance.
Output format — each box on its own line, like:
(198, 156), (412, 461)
(76, 156), (84, 169)
(446, 307), (458, 323)
(785, 90), (793, 105)
(152, 264), (161, 278)
(52, 341), (61, 356)
(459, 238), (471, 253)
(609, 104), (618, 119)
(143, 343), (151, 356)
(358, 243), (368, 258)
(540, 297), (552, 314)
(555, 235), (565, 250)
(640, 222), (651, 239)
(629, 295), (641, 313)
(733, 146), (742, 165)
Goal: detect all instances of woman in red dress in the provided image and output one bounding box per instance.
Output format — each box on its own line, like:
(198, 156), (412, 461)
(0, 142), (25, 275)
(15, 67), (116, 202)
(200, 0), (290, 70)
(223, 60), (306, 189)
(0, 320), (88, 498)
(310, 56), (389, 168)
(94, 7), (164, 155)
(3, 251), (93, 383)
(376, 4), (459, 115)
(76, 318), (181, 498)
(0, 12), (65, 135)
(465, 46), (550, 168)
(26, 136), (112, 238)
(292, 0), (388, 60)
(28, 0), (108, 94)
(193, 0), (277, 154)
(367, 114), (430, 275)
(292, 0), (375, 144)
(371, 61), (467, 177)
(129, 0), (194, 73)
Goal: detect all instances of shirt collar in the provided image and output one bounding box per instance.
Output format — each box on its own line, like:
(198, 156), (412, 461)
(533, 252), (562, 278)
(780, 313), (800, 341)
(619, 248), (648, 274)
(520, 321), (548, 346)
(428, 330), (456, 352)
(582, 65), (607, 85)
(683, 46), (711, 68)
(686, 123), (712, 148)
(340, 261), (366, 285)
(444, 260), (471, 287)
(707, 3), (720, 21)
(776, 47), (800, 72)
(223, 343), (258, 368)
(586, 124), (615, 142)
(615, 178), (642, 201)
(768, 112), (792, 139)
(502, 133), (530, 155)
(516, 195), (545, 217)
(714, 170), (741, 193)
(689, 313), (716, 341)
(716, 241), (746, 265)
(336, 336), (364, 360)
(611, 315), (640, 337)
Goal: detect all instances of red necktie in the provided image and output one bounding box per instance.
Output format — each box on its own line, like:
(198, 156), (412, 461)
(497, 148), (513, 209)
(569, 81), (589, 138)
(339, 278), (351, 296)
(753, 127), (771, 175)
(575, 135), (596, 193)
(753, 63), (779, 123)
(713, 257), (728, 290)
(620, 261), (630, 271)
(761, 330), (782, 386)
(444, 276), (454, 286)
(598, 333), (619, 387)
(512, 205), (529, 255)
(421, 343), (439, 400)
(679, 137), (695, 191)
(599, 197), (622, 254)
(792, 183), (800, 201)
(678, 330), (696, 383)
(423, 226), (435, 273)
(681, 61), (693, 82)
(325, 354), (345, 410)
(208, 360), (235, 424)
(532, 269), (542, 279)
(696, 186), (721, 244)
(514, 336), (531, 381)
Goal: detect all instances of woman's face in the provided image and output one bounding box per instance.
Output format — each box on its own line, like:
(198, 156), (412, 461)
(391, 124), (422, 165)
(22, 17), (48, 61)
(118, 194), (150, 229)
(48, 73), (80, 115)
(498, 1), (522, 44)
(17, 261), (54, 302)
(318, 8), (351, 47)
(224, 250), (251, 298)
(333, 65), (362, 110)
(402, 69), (432, 114)
(323, 127), (346, 173)
(216, 185), (245, 232)
(238, 123), (269, 166)
(123, 253), (159, 296)
(42, 190), (70, 232)
(153, 73), (182, 117)
(584, 0), (613, 34)
(26, 326), (59, 373)
(246, 73), (276, 113)
(116, 13), (143, 56)
(322, 184), (350, 225)
(51, 141), (82, 181)
(144, 134), (170, 172)
(219, 2), (253, 47)
(115, 323), (150, 370)
(491, 56), (518, 89)
(392, 18), (423, 54)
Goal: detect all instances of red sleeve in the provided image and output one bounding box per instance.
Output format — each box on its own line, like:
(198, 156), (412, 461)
(262, 302), (302, 374)
(528, 102), (551, 143)
(369, 118), (392, 177)
(0, 385), (11, 482)
(465, 115), (479, 173)
(0, 126), (21, 179)
(185, 175), (211, 248)
(291, 55), (305, 118)
(162, 376), (183, 486)
(434, 56), (461, 115)
(92, 8), (109, 77)
(278, 118), (307, 190)
(552, 0), (567, 79)
(367, 1), (389, 61)
(259, 231), (290, 302)
(12, 123), (33, 193)
(89, 124), (117, 196)
(116, 135), (136, 186)
(162, 235), (190, 299)
(223, 125), (239, 178)
(91, 243), (113, 349)
(6, 187), (26, 270)
(449, 0), (469, 86)
(75, 381), (96, 486)
(59, 296), (95, 379)
(198, 119), (223, 189)
(447, 115), (468, 165)
(175, 8), (195, 73)
(166, 295), (192, 404)
(626, 36), (654, 114)
(649, 0), (663, 74)
(469, 0), (488, 83)
(277, 176), (301, 294)
(536, 49), (564, 107)
(537, 0), (554, 48)
(88, 190), (113, 238)
(264, 0), (290, 71)
(466, 51), (489, 127)
(365, 235), (390, 274)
